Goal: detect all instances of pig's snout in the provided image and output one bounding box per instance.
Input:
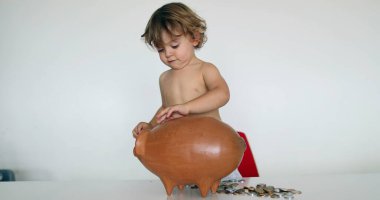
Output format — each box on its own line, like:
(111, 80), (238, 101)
(133, 130), (148, 158)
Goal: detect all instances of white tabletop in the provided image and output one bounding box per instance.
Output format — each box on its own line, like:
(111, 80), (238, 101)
(0, 173), (379, 200)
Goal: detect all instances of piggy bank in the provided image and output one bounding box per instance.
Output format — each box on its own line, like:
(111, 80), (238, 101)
(134, 116), (246, 197)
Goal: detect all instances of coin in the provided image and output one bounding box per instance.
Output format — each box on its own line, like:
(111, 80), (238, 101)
(288, 189), (302, 194)
(257, 183), (266, 188)
(282, 192), (295, 199)
(233, 188), (245, 195)
(255, 187), (265, 194)
(215, 181), (301, 199)
(264, 185), (275, 194)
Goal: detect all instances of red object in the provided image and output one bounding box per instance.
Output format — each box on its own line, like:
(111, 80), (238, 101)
(237, 132), (259, 177)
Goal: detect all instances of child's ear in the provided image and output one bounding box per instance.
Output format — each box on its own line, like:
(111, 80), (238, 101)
(192, 32), (201, 47)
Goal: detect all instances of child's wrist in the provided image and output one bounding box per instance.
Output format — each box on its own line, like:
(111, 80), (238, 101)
(183, 103), (191, 115)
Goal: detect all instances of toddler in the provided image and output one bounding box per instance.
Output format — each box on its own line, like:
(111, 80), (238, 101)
(132, 2), (241, 180)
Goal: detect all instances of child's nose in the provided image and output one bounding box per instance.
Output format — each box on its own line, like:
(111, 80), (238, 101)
(165, 49), (173, 57)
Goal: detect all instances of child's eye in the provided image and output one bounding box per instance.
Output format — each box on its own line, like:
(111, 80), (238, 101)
(157, 48), (164, 52)
(172, 44), (179, 49)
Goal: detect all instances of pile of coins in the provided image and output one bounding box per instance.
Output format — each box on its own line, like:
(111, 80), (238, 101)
(215, 179), (301, 199)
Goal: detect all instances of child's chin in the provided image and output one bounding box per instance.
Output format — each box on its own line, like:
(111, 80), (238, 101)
(169, 64), (186, 70)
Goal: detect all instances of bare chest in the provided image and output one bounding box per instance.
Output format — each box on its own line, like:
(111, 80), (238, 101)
(161, 70), (207, 106)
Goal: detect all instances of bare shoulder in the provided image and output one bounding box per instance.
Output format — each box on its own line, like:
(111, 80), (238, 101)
(200, 62), (222, 78)
(159, 70), (171, 82)
(200, 61), (218, 70)
(199, 61), (229, 92)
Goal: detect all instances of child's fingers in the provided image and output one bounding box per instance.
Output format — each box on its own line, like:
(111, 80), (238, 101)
(158, 106), (177, 119)
(133, 122), (147, 138)
(166, 108), (175, 119)
(137, 124), (144, 132)
(156, 109), (167, 120)
(166, 106), (181, 118)
(132, 130), (138, 138)
(157, 114), (167, 124)
(132, 126), (139, 135)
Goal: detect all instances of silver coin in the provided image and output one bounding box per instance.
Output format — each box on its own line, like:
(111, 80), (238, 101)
(288, 189), (302, 194)
(233, 188), (245, 195)
(282, 192), (295, 199)
(255, 187), (265, 194)
(256, 183), (266, 188)
(244, 186), (255, 192)
(216, 182), (301, 198)
(264, 186), (275, 193)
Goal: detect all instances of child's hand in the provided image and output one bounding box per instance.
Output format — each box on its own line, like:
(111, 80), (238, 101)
(156, 104), (189, 124)
(132, 122), (152, 138)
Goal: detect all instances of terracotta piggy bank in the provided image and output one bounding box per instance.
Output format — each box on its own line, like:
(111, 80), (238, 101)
(134, 116), (246, 197)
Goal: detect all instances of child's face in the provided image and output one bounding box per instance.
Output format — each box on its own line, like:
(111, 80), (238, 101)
(156, 30), (199, 70)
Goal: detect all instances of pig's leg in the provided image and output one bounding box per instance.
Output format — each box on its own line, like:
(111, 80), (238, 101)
(160, 177), (175, 196)
(211, 180), (220, 193)
(197, 179), (213, 197)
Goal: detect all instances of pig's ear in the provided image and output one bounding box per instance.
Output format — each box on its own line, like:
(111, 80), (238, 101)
(133, 130), (149, 157)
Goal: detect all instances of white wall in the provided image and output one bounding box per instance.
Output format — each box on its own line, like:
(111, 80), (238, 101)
(0, 0), (379, 180)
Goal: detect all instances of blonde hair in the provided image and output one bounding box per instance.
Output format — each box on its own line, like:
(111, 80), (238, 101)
(141, 2), (207, 49)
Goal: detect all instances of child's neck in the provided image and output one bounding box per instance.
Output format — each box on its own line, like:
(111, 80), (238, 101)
(174, 56), (202, 71)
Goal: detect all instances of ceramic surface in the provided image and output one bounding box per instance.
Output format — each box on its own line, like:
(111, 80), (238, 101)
(134, 116), (246, 197)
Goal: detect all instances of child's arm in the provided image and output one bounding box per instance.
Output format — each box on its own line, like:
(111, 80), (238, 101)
(133, 71), (170, 137)
(156, 63), (229, 123)
(132, 106), (163, 138)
